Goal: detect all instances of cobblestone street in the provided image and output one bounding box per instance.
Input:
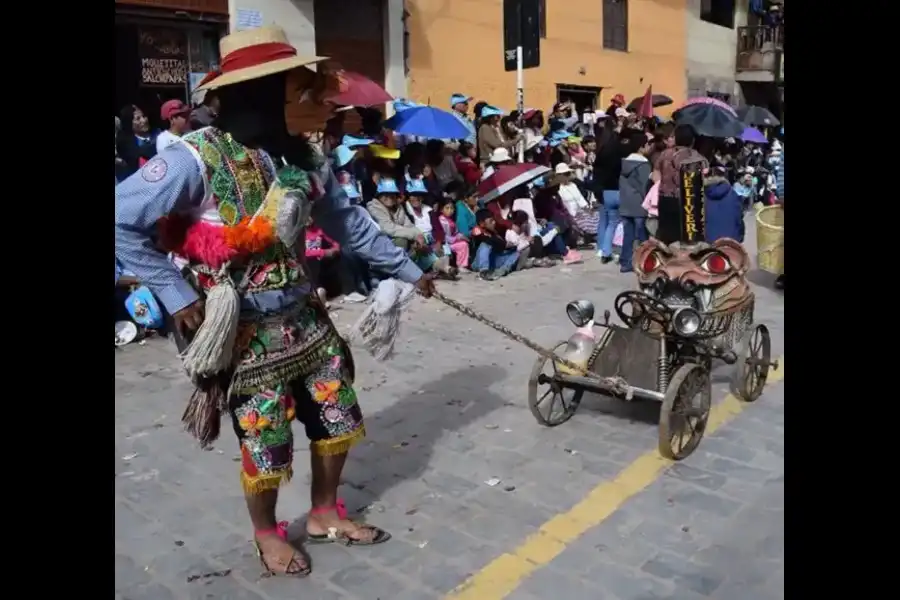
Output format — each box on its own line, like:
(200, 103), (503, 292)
(116, 220), (784, 600)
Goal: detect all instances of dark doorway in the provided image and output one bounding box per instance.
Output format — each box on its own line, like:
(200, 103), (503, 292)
(114, 12), (223, 130)
(556, 84), (603, 116)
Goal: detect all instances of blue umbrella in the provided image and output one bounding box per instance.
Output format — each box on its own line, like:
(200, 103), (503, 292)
(741, 127), (768, 144)
(382, 105), (471, 139)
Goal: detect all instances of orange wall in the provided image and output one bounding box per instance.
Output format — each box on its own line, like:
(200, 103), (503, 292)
(406, 0), (688, 116)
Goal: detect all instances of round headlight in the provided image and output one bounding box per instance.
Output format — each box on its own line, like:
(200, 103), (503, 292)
(566, 300), (595, 327)
(673, 307), (702, 336)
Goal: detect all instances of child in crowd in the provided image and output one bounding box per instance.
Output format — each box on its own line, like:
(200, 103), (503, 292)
(704, 166), (746, 243)
(471, 209), (522, 281)
(732, 167), (756, 210)
(581, 135), (597, 186)
(404, 176), (434, 241)
(304, 217), (341, 305)
(507, 210), (555, 268)
(433, 197), (471, 269)
(332, 144), (364, 205)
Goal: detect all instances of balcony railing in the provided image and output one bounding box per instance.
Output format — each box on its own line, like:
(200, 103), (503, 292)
(735, 25), (784, 78)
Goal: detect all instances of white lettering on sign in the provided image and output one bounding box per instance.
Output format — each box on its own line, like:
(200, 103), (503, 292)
(141, 58), (187, 85)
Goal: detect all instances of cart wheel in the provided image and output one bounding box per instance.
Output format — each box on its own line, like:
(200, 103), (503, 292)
(730, 324), (771, 402)
(658, 363), (712, 460)
(528, 341), (583, 427)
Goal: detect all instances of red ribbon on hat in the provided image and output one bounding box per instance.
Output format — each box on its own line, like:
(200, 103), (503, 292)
(197, 42), (298, 87)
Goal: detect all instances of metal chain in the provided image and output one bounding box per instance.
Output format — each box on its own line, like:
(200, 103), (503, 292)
(432, 291), (629, 395)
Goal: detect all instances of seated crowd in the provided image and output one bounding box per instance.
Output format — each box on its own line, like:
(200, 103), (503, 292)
(116, 93), (772, 330)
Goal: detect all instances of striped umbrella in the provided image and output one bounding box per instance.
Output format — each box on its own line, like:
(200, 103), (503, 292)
(478, 164), (550, 204)
(678, 97), (737, 117)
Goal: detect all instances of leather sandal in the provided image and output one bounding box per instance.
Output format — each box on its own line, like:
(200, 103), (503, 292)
(306, 499), (392, 547)
(254, 521), (311, 577)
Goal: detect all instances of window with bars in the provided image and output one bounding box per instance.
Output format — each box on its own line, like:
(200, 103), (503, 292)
(700, 0), (735, 29)
(603, 0), (628, 52)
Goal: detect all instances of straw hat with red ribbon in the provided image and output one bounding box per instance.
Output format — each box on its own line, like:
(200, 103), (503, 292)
(195, 26), (327, 92)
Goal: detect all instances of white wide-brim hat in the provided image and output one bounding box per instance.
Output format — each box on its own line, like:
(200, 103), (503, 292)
(195, 26), (327, 92)
(490, 147), (512, 163)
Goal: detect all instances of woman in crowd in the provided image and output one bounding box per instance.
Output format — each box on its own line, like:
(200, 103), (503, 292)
(652, 124), (709, 245)
(593, 120), (627, 262)
(453, 183), (480, 240)
(618, 131), (653, 273)
(648, 126), (674, 169)
(521, 109), (545, 152)
(477, 105), (521, 167)
(454, 141), (482, 186)
(554, 163), (599, 245)
(404, 175), (435, 242)
(366, 178), (450, 278)
(115, 104), (158, 182)
(425, 139), (462, 190)
(482, 147), (515, 181)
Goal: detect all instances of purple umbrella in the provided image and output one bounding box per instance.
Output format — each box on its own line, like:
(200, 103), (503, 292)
(741, 127), (768, 144)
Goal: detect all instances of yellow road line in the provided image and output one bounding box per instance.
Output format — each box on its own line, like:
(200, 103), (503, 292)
(444, 356), (785, 600)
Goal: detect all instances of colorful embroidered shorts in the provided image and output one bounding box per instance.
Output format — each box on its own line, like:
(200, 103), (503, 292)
(228, 303), (364, 494)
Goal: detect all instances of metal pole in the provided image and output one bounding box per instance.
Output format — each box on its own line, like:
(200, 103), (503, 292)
(516, 45), (524, 162)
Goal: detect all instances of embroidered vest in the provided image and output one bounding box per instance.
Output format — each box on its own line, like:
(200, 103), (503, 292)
(177, 128), (307, 295)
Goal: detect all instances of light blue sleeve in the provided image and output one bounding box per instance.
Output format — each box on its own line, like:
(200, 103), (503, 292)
(114, 143), (206, 314)
(311, 163), (424, 284)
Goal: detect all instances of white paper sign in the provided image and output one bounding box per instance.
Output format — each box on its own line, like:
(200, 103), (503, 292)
(236, 8), (263, 31)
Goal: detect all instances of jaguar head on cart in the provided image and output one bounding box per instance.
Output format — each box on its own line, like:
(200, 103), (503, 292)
(527, 163), (777, 460)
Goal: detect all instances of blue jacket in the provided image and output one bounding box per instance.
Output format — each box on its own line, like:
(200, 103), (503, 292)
(704, 176), (745, 243)
(455, 200), (477, 237)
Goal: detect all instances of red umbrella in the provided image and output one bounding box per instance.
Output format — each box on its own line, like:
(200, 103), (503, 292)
(326, 71), (393, 107)
(478, 163), (551, 204)
(678, 97), (737, 117)
(637, 85), (654, 119)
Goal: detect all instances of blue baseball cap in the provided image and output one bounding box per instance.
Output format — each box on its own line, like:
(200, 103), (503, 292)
(332, 145), (356, 168)
(404, 176), (429, 195)
(125, 286), (164, 329)
(376, 178), (401, 195)
(480, 105), (505, 118)
(394, 98), (421, 112)
(450, 93), (472, 107)
(342, 134), (373, 148)
(341, 182), (361, 199)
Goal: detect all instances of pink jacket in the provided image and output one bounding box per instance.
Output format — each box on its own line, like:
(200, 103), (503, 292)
(305, 225), (340, 259)
(642, 181), (660, 217)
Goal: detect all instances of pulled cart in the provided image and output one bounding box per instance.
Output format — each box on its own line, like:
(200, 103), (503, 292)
(527, 238), (778, 460)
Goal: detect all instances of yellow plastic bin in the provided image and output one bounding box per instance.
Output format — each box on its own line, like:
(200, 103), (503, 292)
(756, 205), (784, 275)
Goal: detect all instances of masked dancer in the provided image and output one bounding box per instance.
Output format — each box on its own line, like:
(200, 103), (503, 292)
(115, 26), (435, 578)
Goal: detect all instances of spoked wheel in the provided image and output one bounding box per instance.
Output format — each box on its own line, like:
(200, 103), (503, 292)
(658, 363), (712, 460)
(528, 341), (584, 426)
(730, 324), (772, 402)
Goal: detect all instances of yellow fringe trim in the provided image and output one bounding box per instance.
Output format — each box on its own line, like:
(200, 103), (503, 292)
(240, 467), (293, 495)
(311, 425), (366, 457)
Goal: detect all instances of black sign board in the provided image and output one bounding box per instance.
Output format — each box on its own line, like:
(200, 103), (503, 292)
(138, 27), (188, 86)
(503, 0), (541, 72)
(677, 162), (706, 243)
